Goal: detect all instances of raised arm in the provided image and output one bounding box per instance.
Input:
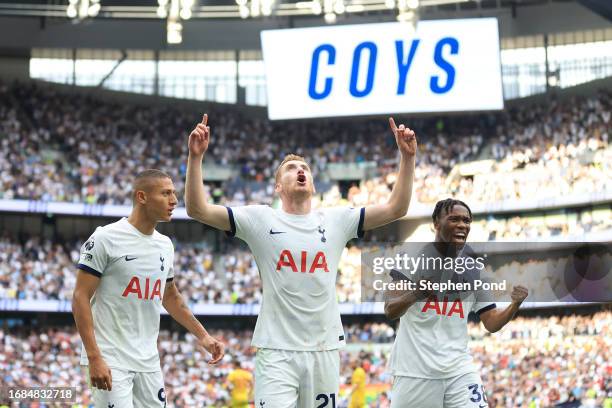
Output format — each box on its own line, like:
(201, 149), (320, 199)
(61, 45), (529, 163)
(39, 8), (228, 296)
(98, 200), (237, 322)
(363, 117), (416, 231)
(72, 270), (112, 391)
(185, 113), (231, 231)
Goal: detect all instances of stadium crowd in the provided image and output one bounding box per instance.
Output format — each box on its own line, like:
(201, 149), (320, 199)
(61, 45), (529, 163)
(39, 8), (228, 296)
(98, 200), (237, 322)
(468, 312), (612, 408)
(0, 236), (264, 304)
(474, 211), (612, 241)
(1, 79), (610, 407)
(0, 80), (609, 209)
(0, 312), (609, 407)
(1, 219), (611, 303)
(3, 219), (612, 303)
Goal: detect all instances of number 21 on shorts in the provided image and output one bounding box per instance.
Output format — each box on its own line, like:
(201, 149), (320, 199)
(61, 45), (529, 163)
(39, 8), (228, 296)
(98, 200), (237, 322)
(316, 393), (336, 408)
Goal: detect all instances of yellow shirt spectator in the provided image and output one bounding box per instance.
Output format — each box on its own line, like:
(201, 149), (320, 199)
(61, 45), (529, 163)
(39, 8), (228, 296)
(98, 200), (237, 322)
(227, 368), (253, 408)
(349, 366), (367, 408)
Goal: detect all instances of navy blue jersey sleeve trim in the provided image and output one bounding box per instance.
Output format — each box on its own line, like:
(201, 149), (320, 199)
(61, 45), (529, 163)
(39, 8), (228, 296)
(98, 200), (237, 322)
(166, 277), (174, 283)
(225, 206), (236, 237)
(357, 207), (366, 238)
(476, 303), (497, 316)
(77, 264), (102, 278)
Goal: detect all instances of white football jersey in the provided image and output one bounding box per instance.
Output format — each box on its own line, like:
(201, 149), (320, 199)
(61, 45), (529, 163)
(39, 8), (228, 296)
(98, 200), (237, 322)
(388, 244), (496, 379)
(77, 218), (175, 372)
(227, 205), (364, 351)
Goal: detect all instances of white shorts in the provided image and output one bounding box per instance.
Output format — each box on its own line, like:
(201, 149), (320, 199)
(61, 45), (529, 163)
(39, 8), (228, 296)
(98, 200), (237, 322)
(390, 372), (489, 408)
(254, 348), (340, 408)
(85, 366), (166, 408)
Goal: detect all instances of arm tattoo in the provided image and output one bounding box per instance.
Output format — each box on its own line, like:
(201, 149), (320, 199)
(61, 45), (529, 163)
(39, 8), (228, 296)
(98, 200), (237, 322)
(177, 292), (200, 325)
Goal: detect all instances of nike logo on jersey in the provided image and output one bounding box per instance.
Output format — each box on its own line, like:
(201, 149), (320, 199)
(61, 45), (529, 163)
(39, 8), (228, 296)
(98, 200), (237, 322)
(269, 229), (286, 235)
(125, 256), (137, 261)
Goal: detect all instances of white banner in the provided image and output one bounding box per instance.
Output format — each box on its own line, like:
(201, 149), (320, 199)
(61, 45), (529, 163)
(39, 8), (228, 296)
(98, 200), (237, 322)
(261, 18), (504, 120)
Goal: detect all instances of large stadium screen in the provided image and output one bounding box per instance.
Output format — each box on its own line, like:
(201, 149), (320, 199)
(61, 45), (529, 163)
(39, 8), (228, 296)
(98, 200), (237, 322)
(261, 18), (504, 120)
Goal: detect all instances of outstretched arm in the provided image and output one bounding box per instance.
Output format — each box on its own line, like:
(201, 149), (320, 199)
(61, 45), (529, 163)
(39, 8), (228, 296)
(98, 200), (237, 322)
(363, 117), (416, 231)
(479, 285), (528, 333)
(163, 280), (225, 364)
(185, 113), (231, 231)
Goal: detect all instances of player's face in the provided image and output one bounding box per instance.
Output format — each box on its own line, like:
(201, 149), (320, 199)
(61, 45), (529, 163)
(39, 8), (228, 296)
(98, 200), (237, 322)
(435, 205), (471, 244)
(147, 178), (178, 222)
(275, 160), (315, 198)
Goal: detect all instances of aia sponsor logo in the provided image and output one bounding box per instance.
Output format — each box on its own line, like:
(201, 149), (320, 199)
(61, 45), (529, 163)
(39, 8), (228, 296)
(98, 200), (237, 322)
(421, 296), (464, 318)
(275, 250), (329, 273)
(122, 277), (163, 300)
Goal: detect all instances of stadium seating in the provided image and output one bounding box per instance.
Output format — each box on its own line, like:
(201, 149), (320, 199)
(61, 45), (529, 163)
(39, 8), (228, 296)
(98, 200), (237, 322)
(2, 226), (611, 302)
(1, 313), (609, 407)
(1, 79), (611, 408)
(1, 81), (609, 209)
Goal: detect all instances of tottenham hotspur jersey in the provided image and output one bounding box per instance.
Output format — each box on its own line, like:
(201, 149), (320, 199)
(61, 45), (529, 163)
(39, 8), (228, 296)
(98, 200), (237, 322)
(77, 218), (175, 372)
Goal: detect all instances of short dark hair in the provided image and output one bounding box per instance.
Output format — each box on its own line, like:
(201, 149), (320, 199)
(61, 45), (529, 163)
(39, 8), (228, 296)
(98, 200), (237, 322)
(135, 169), (171, 182)
(432, 198), (472, 223)
(132, 169), (172, 202)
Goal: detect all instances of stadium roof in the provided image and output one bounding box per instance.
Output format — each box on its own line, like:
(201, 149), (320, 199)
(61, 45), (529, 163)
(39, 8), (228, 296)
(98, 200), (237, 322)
(0, 0), (608, 51)
(0, 0), (600, 20)
(0, 0), (584, 6)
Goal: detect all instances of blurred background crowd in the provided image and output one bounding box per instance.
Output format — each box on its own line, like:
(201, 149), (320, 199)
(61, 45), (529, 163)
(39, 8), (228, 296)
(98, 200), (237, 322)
(0, 82), (609, 209)
(1, 312), (609, 407)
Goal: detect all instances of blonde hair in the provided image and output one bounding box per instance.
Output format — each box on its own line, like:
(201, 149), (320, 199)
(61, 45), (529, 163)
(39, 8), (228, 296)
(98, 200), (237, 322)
(274, 154), (308, 183)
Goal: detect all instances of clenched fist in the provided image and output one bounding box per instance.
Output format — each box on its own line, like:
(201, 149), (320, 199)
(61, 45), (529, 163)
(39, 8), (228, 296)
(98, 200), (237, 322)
(510, 285), (528, 305)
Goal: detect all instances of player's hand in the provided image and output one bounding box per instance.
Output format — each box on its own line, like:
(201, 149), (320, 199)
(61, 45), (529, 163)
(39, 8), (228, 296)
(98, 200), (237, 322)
(188, 114), (210, 157)
(88, 355), (112, 391)
(197, 334), (225, 365)
(389, 117), (417, 158)
(510, 285), (528, 305)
